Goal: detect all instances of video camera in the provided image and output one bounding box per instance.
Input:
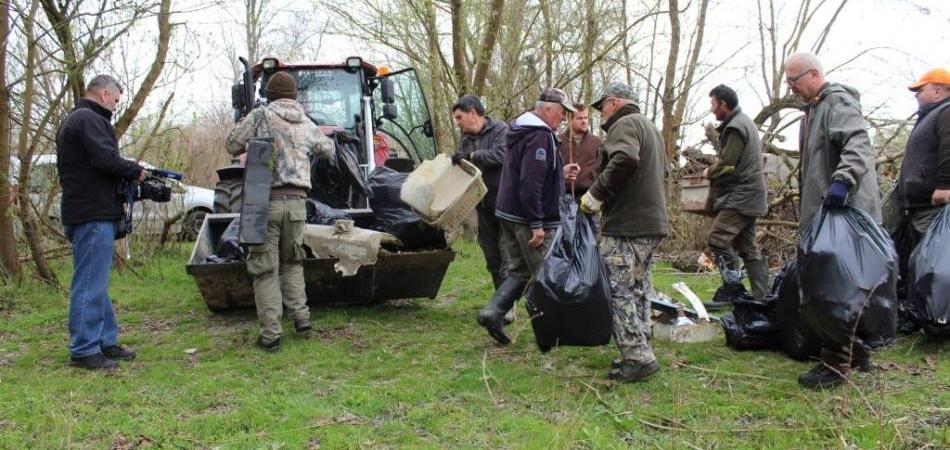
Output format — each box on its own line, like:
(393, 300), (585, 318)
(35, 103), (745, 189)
(121, 168), (183, 204)
(117, 167), (184, 239)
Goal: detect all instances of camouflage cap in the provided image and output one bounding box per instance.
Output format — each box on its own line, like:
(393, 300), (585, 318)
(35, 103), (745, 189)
(591, 82), (639, 111)
(538, 87), (577, 113)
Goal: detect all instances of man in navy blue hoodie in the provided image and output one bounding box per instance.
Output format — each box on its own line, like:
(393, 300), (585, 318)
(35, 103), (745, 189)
(477, 88), (580, 345)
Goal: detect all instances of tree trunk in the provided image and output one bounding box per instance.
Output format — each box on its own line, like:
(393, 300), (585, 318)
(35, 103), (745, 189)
(39, 0), (84, 104)
(471, 0), (505, 96)
(539, 0), (553, 87)
(18, 0), (58, 285)
(450, 0), (469, 93)
(114, 0), (174, 140)
(581, 0), (596, 102)
(660, 0), (681, 161)
(0, 0), (19, 279)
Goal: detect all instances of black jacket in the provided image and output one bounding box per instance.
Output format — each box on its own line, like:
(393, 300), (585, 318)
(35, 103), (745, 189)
(457, 116), (508, 211)
(495, 112), (564, 229)
(57, 98), (142, 225)
(899, 98), (950, 208)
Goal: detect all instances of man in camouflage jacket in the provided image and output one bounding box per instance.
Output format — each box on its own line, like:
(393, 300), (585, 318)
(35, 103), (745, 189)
(226, 71), (335, 352)
(583, 82), (669, 383)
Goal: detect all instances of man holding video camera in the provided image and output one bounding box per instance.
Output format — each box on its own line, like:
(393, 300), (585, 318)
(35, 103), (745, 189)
(56, 74), (145, 370)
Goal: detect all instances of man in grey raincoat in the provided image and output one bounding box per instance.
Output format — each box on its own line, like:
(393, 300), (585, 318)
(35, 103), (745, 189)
(785, 52), (881, 389)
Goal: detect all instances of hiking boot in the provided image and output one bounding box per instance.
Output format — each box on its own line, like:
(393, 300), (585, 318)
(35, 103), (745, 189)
(256, 336), (281, 353)
(70, 353), (118, 370)
(608, 359), (659, 383)
(477, 278), (526, 346)
(797, 364), (846, 389)
(102, 344), (136, 362)
(294, 318), (312, 334)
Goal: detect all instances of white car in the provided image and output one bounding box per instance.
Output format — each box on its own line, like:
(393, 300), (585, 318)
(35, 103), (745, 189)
(8, 155), (214, 240)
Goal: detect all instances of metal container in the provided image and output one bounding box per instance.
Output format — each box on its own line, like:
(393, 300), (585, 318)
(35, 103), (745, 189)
(186, 214), (455, 311)
(679, 175), (711, 215)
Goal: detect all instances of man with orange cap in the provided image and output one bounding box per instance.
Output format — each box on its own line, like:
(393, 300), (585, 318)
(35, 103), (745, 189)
(895, 67), (950, 311)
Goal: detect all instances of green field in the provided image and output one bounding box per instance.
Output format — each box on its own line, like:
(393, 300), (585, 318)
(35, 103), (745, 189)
(0, 240), (946, 449)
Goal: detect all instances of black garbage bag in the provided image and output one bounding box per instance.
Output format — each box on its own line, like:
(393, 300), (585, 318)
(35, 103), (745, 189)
(525, 196), (613, 352)
(305, 199), (351, 225)
(908, 205), (950, 336)
(365, 166), (444, 249)
(309, 132), (372, 208)
(798, 206), (898, 352)
(771, 259), (821, 360)
(206, 217), (245, 263)
(720, 297), (781, 351)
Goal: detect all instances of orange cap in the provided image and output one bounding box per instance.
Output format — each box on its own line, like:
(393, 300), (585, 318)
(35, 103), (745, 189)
(908, 67), (950, 91)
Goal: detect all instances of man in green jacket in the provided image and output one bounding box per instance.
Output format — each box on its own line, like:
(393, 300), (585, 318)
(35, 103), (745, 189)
(705, 85), (769, 300)
(582, 82), (669, 382)
(785, 52), (882, 389)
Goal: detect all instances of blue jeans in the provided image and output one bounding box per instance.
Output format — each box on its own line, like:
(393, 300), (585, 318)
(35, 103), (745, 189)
(64, 221), (118, 357)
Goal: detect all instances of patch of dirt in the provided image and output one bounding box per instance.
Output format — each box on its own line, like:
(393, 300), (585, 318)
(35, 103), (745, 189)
(110, 434), (153, 450)
(314, 322), (366, 349)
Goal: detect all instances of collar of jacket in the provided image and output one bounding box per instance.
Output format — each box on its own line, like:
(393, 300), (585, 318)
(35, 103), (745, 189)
(917, 97), (950, 123)
(477, 116), (498, 136)
(716, 106), (742, 133)
(601, 104), (639, 132)
(76, 97), (113, 121)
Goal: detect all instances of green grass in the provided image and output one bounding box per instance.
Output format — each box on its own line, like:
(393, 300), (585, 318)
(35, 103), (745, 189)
(0, 240), (947, 449)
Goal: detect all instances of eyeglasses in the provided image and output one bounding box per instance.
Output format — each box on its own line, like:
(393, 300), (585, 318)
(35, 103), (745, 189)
(785, 69), (812, 85)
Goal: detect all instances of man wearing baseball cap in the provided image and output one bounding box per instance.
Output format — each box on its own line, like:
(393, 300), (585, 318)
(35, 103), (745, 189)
(584, 82), (669, 382)
(895, 67), (950, 309)
(477, 87), (579, 345)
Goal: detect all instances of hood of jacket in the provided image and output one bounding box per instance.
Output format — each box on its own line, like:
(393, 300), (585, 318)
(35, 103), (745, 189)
(817, 82), (861, 104)
(266, 99), (308, 124)
(508, 111), (552, 139)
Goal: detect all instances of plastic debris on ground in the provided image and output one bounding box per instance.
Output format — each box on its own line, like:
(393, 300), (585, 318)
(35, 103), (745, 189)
(526, 196), (613, 352)
(798, 206), (898, 353)
(908, 205), (950, 336)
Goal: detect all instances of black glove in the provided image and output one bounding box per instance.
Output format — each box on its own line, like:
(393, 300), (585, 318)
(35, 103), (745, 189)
(451, 152), (466, 166)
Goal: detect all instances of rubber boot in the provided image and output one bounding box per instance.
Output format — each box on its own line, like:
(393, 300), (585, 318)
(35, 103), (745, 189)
(745, 258), (770, 301)
(705, 251), (742, 309)
(477, 278), (526, 345)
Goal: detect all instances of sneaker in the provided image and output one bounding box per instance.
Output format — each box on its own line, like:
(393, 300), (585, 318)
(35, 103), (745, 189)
(256, 336), (281, 353)
(102, 344), (136, 361)
(294, 318), (312, 334)
(608, 359), (659, 383)
(797, 364), (846, 389)
(70, 353), (118, 370)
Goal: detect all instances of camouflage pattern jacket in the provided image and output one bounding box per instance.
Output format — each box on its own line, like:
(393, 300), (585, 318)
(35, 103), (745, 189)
(226, 99), (335, 190)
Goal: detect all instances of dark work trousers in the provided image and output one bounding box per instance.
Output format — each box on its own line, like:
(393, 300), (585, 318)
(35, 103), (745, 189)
(477, 207), (505, 289)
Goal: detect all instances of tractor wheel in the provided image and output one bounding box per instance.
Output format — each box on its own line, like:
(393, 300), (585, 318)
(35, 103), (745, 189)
(179, 208), (209, 241)
(214, 177), (244, 214)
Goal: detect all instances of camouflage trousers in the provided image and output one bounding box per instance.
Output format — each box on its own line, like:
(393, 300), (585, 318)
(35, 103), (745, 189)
(600, 236), (661, 365)
(246, 197), (309, 343)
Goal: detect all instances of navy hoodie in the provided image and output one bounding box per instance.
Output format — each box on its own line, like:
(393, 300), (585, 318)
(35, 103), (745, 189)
(495, 111), (564, 228)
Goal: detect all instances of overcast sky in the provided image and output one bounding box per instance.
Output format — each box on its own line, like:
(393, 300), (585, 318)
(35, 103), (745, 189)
(163, 0), (949, 149)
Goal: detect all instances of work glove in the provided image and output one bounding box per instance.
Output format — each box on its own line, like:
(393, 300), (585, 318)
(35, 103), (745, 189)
(579, 191), (603, 214)
(823, 180), (850, 208)
(450, 152), (466, 166)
